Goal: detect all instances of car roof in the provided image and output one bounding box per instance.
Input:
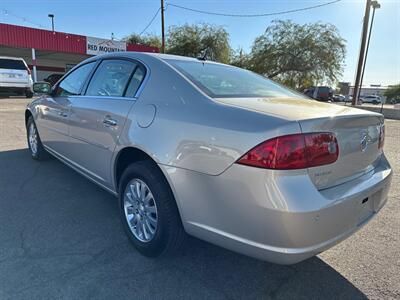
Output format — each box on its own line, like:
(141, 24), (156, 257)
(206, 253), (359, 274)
(147, 53), (200, 61)
(148, 53), (230, 67)
(89, 51), (226, 66)
(0, 56), (25, 61)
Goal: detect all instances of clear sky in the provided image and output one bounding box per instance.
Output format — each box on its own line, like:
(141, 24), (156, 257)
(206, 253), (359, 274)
(1, 0), (399, 86)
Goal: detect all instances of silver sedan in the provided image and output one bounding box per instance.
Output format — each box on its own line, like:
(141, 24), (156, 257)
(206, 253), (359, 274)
(26, 52), (392, 264)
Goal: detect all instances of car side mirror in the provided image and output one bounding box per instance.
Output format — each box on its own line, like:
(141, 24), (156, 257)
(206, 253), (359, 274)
(33, 82), (51, 95)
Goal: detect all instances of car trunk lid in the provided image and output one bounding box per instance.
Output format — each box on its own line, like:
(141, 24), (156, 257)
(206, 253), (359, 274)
(299, 114), (383, 189)
(0, 69), (29, 84)
(0, 58), (30, 84)
(214, 97), (384, 189)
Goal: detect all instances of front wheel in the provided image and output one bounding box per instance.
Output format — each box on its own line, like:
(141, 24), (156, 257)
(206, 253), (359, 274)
(119, 161), (185, 257)
(27, 116), (49, 160)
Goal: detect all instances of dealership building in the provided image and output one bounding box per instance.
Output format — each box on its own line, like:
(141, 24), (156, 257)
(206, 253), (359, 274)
(0, 23), (159, 82)
(339, 82), (391, 103)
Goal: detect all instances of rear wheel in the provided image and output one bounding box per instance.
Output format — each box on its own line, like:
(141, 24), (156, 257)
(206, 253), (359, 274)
(27, 116), (49, 160)
(119, 161), (185, 257)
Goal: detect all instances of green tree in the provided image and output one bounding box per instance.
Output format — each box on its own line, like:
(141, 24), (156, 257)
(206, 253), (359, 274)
(124, 33), (161, 49)
(384, 84), (400, 102)
(247, 20), (346, 90)
(230, 47), (251, 69)
(166, 23), (231, 63)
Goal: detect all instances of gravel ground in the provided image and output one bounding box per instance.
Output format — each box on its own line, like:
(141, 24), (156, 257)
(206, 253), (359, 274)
(0, 97), (399, 299)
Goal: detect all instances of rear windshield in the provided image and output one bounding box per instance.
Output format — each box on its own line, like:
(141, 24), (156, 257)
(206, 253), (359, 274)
(0, 59), (27, 70)
(318, 87), (330, 93)
(166, 59), (302, 99)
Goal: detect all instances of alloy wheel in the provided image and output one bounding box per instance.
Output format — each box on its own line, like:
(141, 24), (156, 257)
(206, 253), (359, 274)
(29, 123), (38, 155)
(123, 178), (158, 242)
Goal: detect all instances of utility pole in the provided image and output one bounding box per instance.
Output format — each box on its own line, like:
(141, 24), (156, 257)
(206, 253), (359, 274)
(161, 0), (165, 53)
(359, 1), (380, 99)
(352, 0), (371, 105)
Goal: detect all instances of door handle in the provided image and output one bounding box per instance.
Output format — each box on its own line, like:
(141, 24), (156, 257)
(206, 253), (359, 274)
(58, 111), (68, 117)
(103, 116), (117, 126)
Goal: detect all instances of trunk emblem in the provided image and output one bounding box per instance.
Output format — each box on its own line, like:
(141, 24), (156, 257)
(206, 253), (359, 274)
(360, 131), (371, 152)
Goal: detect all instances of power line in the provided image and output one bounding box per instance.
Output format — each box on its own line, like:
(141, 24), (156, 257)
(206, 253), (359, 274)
(1, 9), (45, 28)
(139, 7), (161, 35)
(167, 0), (341, 18)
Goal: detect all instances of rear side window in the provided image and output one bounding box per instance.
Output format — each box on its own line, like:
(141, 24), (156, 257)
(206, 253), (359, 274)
(125, 66), (146, 97)
(56, 62), (96, 96)
(0, 59), (27, 70)
(86, 60), (136, 97)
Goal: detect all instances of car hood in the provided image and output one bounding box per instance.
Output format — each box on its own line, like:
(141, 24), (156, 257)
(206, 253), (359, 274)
(213, 97), (381, 121)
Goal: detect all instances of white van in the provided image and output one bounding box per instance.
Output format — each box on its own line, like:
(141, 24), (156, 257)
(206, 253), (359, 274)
(0, 56), (33, 98)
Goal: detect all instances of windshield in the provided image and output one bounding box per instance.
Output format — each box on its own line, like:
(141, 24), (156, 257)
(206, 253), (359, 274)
(166, 59), (302, 99)
(0, 59), (27, 70)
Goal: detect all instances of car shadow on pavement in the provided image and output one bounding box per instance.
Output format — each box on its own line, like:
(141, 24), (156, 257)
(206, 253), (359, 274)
(0, 148), (367, 299)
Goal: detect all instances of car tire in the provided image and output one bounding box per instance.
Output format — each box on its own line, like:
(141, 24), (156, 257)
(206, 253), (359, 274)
(26, 116), (49, 160)
(26, 91), (33, 98)
(119, 161), (185, 257)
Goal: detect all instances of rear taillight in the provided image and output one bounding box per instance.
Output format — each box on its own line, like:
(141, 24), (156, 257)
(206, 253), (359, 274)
(237, 133), (339, 170)
(26, 68), (31, 75)
(378, 124), (385, 149)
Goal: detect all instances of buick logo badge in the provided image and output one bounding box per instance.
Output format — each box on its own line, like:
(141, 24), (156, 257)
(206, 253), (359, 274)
(360, 131), (371, 152)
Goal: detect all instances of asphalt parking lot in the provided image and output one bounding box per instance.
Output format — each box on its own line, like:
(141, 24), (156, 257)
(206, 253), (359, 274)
(0, 97), (399, 299)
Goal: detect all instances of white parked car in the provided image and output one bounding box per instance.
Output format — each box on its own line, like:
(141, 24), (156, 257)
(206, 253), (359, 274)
(360, 95), (382, 105)
(0, 56), (33, 98)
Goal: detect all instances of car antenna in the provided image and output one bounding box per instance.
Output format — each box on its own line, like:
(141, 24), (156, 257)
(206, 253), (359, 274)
(197, 49), (208, 64)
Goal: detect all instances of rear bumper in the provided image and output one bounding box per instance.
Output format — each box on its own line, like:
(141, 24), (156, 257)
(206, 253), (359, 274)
(0, 85), (32, 95)
(162, 155), (392, 264)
